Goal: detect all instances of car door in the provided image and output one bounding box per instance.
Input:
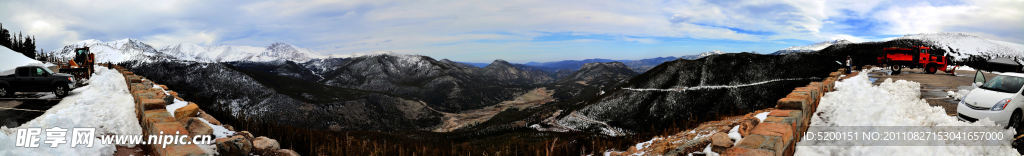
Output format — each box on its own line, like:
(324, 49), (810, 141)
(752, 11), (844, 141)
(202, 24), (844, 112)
(11, 68), (29, 91)
(28, 67), (48, 92)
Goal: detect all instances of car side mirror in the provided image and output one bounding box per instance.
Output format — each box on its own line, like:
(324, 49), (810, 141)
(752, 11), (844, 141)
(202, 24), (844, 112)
(974, 70), (986, 86)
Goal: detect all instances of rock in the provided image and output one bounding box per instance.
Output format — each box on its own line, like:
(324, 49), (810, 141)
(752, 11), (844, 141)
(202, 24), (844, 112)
(237, 131), (254, 140)
(174, 102), (200, 122)
(197, 110), (221, 125)
(215, 135), (252, 156)
(710, 132), (733, 153)
(738, 118), (760, 137)
(252, 136), (281, 154)
(276, 149), (300, 156)
(185, 117), (214, 136)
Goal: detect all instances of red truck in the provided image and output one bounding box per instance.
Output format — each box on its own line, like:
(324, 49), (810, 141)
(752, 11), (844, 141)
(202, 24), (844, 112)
(876, 46), (956, 74)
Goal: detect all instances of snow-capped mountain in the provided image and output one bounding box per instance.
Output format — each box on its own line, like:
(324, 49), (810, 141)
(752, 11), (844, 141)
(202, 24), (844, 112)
(52, 39), (323, 63)
(50, 39), (175, 63)
(896, 33), (1024, 62)
(680, 50), (726, 59)
(771, 39), (853, 55)
(161, 42), (320, 63)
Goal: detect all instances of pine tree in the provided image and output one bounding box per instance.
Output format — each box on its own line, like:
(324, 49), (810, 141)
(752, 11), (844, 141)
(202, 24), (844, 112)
(23, 36), (35, 58)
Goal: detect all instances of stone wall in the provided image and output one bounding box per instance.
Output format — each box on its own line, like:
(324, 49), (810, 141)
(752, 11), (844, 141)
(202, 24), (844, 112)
(110, 65), (298, 156)
(720, 68), (848, 156)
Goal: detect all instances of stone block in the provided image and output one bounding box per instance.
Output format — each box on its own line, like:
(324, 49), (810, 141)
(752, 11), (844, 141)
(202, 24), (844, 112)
(174, 103), (200, 122)
(185, 117), (214, 137)
(137, 98), (167, 111)
(215, 135), (253, 156)
(722, 146), (775, 156)
(738, 118), (759, 137)
(197, 110), (221, 125)
(750, 123), (796, 156)
(276, 149), (300, 156)
(253, 136), (281, 155)
(776, 96), (808, 111)
(152, 144), (208, 156)
(711, 132), (733, 153)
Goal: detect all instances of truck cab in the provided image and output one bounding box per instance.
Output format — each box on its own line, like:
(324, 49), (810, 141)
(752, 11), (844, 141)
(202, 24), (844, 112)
(0, 66), (77, 97)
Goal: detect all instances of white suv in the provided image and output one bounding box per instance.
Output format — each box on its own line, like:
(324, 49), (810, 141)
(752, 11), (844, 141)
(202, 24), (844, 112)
(957, 70), (1024, 130)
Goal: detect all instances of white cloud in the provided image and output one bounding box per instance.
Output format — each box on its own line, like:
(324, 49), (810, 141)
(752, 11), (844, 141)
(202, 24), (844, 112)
(0, 0), (1020, 60)
(144, 31), (218, 48)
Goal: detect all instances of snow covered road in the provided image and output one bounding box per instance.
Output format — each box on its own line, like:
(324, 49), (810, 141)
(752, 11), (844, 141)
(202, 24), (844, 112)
(795, 69), (1019, 155)
(0, 66), (142, 155)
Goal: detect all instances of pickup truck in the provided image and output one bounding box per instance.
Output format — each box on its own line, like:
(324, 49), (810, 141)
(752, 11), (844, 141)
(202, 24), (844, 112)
(0, 66), (76, 97)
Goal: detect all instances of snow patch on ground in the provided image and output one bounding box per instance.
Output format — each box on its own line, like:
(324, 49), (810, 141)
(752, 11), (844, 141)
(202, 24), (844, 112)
(795, 69), (1018, 155)
(754, 112), (769, 122)
(727, 125), (742, 144)
(165, 99), (188, 117)
(0, 66), (141, 155)
(196, 118), (234, 139)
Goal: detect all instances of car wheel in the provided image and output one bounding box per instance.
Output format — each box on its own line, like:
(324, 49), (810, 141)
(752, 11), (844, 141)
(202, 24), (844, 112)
(54, 85), (69, 97)
(1009, 110), (1023, 132)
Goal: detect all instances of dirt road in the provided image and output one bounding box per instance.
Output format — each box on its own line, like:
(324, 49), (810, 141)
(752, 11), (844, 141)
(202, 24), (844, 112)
(867, 68), (996, 116)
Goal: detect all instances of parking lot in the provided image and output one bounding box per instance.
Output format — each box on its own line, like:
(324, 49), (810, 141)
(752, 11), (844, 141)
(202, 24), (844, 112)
(867, 68), (997, 116)
(0, 93), (62, 127)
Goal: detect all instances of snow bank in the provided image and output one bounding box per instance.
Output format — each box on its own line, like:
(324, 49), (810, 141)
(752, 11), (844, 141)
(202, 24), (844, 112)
(898, 33), (1024, 62)
(795, 69), (1018, 155)
(0, 47), (42, 75)
(0, 66), (141, 155)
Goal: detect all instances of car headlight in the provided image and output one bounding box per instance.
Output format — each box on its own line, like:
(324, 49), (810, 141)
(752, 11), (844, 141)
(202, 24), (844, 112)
(991, 98), (1012, 111)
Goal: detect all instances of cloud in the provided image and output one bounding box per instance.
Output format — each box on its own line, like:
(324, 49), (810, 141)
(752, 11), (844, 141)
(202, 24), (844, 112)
(0, 0), (1020, 61)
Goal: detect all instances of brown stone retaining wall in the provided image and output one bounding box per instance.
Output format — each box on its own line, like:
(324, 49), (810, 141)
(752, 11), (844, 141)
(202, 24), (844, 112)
(721, 68), (849, 156)
(110, 65), (299, 156)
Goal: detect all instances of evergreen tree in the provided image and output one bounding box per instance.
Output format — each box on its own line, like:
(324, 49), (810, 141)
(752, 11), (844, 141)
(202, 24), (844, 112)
(23, 36), (35, 58)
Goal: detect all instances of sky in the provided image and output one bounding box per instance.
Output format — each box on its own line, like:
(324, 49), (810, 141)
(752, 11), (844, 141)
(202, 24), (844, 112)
(0, 0), (1021, 63)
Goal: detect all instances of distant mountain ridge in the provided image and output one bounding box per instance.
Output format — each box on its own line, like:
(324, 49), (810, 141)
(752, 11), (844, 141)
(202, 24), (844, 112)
(48, 38), (321, 63)
(514, 50), (729, 73)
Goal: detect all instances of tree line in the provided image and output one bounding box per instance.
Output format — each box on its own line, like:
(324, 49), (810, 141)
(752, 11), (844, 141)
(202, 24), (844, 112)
(0, 22), (39, 59)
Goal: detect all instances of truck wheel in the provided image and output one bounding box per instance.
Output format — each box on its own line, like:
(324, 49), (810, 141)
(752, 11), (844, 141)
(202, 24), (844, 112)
(890, 65), (902, 75)
(54, 85), (69, 97)
(925, 64), (938, 74)
(0, 87), (10, 97)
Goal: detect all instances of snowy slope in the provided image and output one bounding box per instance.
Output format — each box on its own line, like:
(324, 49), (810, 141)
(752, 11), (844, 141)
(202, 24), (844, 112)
(795, 69), (1018, 155)
(0, 46), (42, 75)
(0, 66), (142, 155)
(897, 33), (1024, 62)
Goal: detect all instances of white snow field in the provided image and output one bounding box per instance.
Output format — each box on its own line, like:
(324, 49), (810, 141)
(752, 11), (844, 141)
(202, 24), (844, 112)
(897, 33), (1024, 63)
(0, 46), (43, 75)
(795, 69), (1019, 156)
(0, 66), (142, 155)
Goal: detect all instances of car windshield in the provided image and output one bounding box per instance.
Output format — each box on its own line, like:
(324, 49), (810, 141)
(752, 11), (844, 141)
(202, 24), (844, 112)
(980, 75), (1024, 93)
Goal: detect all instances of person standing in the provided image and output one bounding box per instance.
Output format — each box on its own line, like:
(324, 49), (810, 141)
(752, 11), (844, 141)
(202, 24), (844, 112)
(845, 56), (853, 74)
